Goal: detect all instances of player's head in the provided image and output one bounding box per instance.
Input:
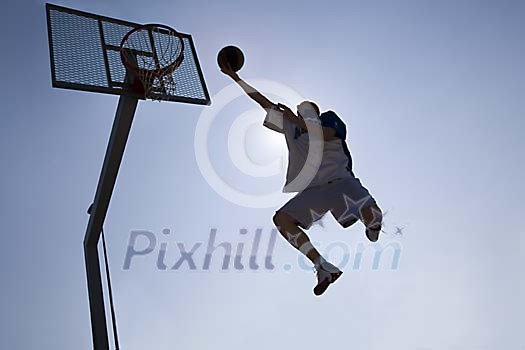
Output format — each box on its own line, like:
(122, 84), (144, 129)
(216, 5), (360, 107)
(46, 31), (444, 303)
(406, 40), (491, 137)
(297, 101), (320, 119)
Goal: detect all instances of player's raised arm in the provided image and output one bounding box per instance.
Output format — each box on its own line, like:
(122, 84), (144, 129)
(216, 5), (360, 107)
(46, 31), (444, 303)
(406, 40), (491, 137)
(221, 63), (275, 110)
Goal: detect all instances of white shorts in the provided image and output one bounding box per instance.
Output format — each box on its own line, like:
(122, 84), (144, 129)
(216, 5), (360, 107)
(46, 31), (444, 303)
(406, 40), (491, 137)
(277, 177), (377, 229)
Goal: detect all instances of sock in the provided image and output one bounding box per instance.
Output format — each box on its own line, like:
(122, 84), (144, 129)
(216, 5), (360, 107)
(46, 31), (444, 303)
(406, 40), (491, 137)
(299, 242), (315, 257)
(313, 255), (327, 269)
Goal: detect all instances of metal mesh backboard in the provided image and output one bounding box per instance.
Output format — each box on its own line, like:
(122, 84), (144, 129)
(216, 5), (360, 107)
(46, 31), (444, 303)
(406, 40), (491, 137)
(46, 3), (211, 105)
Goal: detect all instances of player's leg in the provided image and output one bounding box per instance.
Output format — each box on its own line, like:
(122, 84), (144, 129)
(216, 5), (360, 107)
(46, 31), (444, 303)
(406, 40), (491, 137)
(272, 211), (321, 264)
(360, 203), (383, 242)
(273, 189), (343, 296)
(330, 177), (382, 242)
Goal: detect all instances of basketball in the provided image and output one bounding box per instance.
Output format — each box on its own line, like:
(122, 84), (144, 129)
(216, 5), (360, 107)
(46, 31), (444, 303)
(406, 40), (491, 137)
(217, 46), (245, 72)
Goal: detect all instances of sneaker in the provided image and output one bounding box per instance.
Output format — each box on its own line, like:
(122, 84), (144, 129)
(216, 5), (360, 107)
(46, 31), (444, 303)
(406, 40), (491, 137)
(313, 262), (343, 296)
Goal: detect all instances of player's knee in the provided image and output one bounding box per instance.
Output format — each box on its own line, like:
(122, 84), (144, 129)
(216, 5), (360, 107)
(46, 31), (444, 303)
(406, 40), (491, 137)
(362, 204), (382, 242)
(362, 204), (382, 226)
(366, 221), (382, 234)
(272, 211), (286, 228)
(273, 211), (295, 231)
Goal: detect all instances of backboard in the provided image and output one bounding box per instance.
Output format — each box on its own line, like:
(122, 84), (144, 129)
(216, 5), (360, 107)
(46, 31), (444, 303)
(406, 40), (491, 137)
(46, 3), (211, 105)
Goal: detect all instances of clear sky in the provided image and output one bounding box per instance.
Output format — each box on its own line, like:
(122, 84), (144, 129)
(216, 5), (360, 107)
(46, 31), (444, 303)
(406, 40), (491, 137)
(1, 0), (524, 349)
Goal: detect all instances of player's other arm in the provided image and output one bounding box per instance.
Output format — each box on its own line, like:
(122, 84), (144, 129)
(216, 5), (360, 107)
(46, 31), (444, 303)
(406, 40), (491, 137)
(221, 64), (274, 110)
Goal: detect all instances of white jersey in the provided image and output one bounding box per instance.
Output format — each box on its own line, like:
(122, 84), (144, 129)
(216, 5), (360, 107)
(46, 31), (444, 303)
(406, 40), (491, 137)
(264, 108), (354, 193)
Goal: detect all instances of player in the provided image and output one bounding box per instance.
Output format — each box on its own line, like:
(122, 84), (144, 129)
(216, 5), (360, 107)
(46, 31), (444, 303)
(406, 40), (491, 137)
(221, 64), (383, 296)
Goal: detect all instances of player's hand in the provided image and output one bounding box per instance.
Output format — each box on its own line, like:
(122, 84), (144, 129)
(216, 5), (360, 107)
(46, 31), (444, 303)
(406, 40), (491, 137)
(220, 62), (238, 79)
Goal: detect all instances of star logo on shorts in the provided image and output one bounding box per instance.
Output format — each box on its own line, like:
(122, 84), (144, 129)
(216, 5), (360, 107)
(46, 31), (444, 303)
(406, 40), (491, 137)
(309, 209), (326, 229)
(339, 193), (371, 224)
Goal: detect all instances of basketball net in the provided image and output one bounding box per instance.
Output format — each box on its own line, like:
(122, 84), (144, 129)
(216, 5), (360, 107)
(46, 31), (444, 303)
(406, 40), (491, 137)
(120, 24), (185, 101)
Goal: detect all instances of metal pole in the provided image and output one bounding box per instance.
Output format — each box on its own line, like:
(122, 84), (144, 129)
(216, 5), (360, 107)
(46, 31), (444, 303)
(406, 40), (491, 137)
(84, 92), (138, 349)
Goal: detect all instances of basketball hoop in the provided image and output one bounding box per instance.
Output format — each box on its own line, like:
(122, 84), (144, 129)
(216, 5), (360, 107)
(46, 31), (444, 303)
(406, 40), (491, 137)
(120, 24), (185, 100)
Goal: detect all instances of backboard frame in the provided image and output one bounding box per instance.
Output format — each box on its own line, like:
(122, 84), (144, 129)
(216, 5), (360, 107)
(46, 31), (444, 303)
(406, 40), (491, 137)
(46, 3), (211, 105)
